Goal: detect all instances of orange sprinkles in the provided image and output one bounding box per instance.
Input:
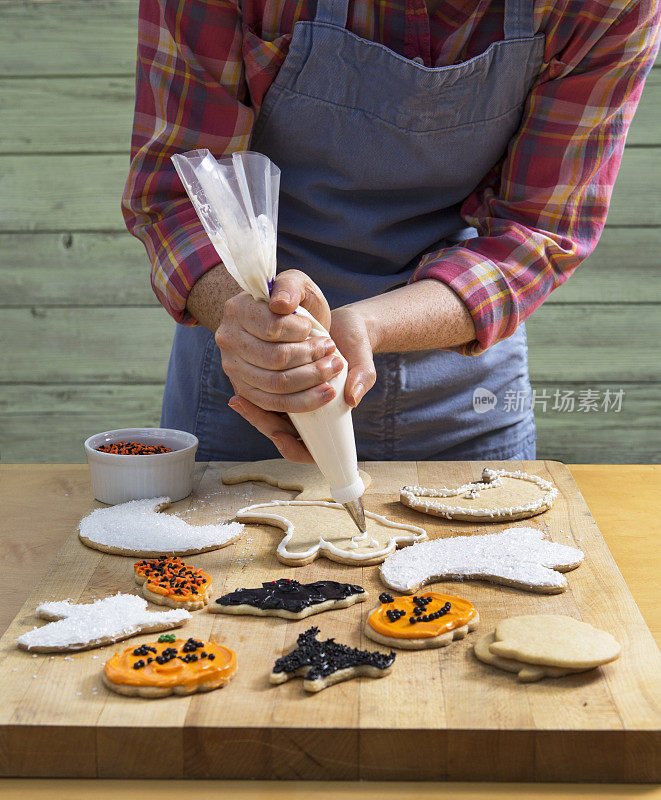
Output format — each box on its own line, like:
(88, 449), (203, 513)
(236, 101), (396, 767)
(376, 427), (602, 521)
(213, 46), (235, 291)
(97, 441), (173, 455)
(134, 556), (211, 603)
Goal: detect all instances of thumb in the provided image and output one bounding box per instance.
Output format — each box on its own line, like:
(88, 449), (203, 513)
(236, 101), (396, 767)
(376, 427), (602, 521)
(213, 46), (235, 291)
(269, 269), (331, 329)
(332, 318), (377, 408)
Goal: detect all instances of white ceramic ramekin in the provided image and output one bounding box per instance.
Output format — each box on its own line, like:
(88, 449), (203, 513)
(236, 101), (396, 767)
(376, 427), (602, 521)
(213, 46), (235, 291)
(84, 427), (198, 505)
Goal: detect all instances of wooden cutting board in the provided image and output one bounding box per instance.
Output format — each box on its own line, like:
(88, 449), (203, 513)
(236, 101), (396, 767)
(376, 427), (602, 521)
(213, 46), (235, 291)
(0, 461), (659, 781)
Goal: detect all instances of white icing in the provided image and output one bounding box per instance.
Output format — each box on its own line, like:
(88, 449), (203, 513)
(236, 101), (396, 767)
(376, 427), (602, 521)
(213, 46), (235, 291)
(235, 500), (427, 563)
(17, 594), (190, 651)
(400, 468), (558, 519)
(78, 496), (244, 554)
(379, 526), (584, 593)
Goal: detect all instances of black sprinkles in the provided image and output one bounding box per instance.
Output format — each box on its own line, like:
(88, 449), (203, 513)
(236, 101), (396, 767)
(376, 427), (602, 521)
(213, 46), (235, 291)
(272, 627), (395, 684)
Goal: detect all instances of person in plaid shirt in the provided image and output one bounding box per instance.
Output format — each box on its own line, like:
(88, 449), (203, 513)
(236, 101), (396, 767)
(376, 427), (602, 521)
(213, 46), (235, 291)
(123, 0), (659, 463)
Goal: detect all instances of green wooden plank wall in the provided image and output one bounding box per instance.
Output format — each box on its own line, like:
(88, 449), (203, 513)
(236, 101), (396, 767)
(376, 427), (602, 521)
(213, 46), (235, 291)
(0, 0), (659, 463)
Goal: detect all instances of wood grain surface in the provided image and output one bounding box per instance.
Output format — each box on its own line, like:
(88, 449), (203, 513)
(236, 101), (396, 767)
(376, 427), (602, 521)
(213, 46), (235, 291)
(0, 461), (658, 782)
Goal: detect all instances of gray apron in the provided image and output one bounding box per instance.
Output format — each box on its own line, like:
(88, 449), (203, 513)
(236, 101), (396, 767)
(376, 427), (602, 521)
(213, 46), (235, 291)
(162, 0), (544, 461)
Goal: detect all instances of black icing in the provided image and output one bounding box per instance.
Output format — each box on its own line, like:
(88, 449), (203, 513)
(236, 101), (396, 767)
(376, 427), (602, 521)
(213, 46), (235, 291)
(216, 578), (365, 614)
(272, 627), (395, 682)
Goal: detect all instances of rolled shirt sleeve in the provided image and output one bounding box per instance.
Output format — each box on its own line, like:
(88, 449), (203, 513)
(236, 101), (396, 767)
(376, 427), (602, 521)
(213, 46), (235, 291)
(121, 0), (254, 324)
(411, 0), (661, 355)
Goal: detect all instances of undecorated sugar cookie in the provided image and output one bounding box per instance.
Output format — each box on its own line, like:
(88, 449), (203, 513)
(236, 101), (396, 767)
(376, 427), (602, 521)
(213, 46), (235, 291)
(17, 594), (190, 653)
(222, 458), (371, 501)
(400, 468), (558, 521)
(474, 615), (621, 682)
(364, 591), (479, 650)
(134, 556), (212, 611)
(79, 496), (244, 557)
(379, 526), (584, 594)
(209, 577), (366, 619)
(103, 636), (236, 697)
(270, 626), (395, 692)
(473, 632), (589, 682)
(235, 500), (426, 566)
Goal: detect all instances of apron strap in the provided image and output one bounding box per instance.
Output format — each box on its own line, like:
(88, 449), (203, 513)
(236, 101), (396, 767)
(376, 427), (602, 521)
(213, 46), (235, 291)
(314, 0), (349, 27)
(503, 0), (535, 39)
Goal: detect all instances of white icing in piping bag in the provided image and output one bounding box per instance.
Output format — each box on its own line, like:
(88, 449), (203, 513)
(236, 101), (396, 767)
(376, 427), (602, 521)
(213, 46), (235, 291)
(172, 150), (366, 530)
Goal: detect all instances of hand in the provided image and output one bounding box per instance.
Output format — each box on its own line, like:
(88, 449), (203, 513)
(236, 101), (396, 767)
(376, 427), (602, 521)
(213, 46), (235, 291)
(216, 270), (343, 462)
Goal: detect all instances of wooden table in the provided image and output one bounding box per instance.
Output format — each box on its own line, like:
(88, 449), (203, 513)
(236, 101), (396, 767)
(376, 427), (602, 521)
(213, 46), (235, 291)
(0, 463), (659, 798)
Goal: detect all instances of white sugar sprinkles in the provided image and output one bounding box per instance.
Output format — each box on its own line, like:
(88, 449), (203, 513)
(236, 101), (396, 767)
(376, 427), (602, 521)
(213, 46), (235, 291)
(78, 496), (244, 557)
(17, 594), (190, 653)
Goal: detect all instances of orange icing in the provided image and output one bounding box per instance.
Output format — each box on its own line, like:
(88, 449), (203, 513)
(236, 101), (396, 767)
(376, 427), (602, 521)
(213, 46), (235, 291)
(367, 592), (477, 639)
(134, 557), (211, 603)
(105, 638), (236, 688)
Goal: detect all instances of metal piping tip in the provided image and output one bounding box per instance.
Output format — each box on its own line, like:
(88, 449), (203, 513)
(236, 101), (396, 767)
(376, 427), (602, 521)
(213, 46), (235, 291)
(343, 497), (367, 533)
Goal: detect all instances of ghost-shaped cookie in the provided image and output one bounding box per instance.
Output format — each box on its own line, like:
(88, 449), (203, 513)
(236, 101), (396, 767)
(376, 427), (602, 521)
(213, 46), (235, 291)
(234, 501), (426, 566)
(380, 526), (584, 594)
(16, 593), (190, 653)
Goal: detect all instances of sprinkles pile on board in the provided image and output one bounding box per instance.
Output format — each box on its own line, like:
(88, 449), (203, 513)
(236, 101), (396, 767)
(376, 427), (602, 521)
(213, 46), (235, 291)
(97, 441), (173, 455)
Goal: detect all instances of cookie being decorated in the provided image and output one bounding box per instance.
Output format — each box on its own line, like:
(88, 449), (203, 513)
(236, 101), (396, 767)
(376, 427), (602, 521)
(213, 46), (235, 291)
(400, 468), (558, 521)
(380, 527), (584, 594)
(103, 636), (237, 697)
(79, 496), (244, 557)
(134, 556), (212, 611)
(474, 615), (621, 682)
(209, 577), (366, 619)
(222, 458), (372, 501)
(235, 500), (426, 566)
(364, 591), (479, 650)
(17, 594), (190, 653)
(270, 626), (395, 692)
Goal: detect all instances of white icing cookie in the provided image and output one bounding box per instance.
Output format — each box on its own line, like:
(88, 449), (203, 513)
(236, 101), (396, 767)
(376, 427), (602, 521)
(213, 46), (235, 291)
(234, 501), (426, 566)
(16, 594), (190, 653)
(379, 526), (584, 594)
(474, 616), (621, 681)
(400, 468), (558, 521)
(222, 458), (372, 500)
(78, 496), (244, 557)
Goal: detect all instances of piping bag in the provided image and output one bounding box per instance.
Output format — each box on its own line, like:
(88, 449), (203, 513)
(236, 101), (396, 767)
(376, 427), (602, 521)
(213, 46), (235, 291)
(172, 149), (367, 533)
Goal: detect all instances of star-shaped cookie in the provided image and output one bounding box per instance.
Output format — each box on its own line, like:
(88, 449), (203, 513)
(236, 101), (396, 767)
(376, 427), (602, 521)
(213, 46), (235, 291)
(234, 500), (426, 566)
